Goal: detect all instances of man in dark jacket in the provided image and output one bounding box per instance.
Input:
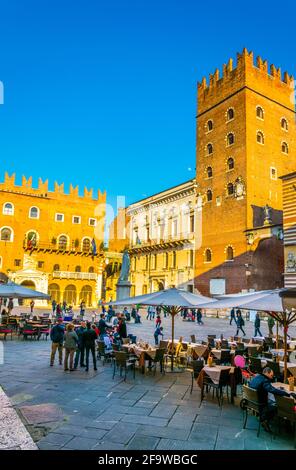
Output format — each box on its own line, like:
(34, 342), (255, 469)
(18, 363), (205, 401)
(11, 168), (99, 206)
(83, 322), (98, 371)
(230, 308), (236, 325)
(50, 319), (64, 366)
(98, 313), (108, 340)
(249, 367), (295, 431)
(254, 313), (263, 337)
(74, 321), (86, 369)
(235, 310), (246, 336)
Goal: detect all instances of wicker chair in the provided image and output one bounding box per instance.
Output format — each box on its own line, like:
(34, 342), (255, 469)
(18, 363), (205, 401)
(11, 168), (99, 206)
(240, 385), (266, 437)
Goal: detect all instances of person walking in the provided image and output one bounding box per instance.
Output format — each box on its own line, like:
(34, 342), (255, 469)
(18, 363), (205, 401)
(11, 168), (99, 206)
(52, 299), (57, 315)
(63, 323), (78, 371)
(50, 318), (65, 366)
(155, 315), (161, 327)
(230, 307), (236, 325)
(235, 310), (246, 336)
(74, 321), (86, 369)
(267, 315), (275, 337)
(196, 308), (204, 325)
(154, 325), (164, 345)
(83, 322), (98, 372)
(56, 303), (62, 318)
(30, 300), (35, 314)
(254, 313), (263, 337)
(146, 306), (153, 320)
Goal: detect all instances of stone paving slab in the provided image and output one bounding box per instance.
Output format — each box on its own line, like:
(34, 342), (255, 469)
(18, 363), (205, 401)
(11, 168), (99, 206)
(19, 403), (64, 425)
(127, 435), (160, 450)
(0, 387), (37, 450)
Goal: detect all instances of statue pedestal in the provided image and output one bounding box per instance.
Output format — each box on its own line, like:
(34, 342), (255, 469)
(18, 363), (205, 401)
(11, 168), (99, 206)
(116, 281), (132, 301)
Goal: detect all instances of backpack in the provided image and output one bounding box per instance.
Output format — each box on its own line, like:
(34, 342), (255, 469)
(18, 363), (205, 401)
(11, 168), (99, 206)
(241, 318), (245, 326)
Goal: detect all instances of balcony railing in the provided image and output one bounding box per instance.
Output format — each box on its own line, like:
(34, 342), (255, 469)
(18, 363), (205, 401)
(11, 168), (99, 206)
(52, 271), (98, 280)
(23, 241), (102, 257)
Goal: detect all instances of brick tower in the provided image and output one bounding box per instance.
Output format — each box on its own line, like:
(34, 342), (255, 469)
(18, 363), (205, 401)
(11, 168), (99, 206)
(194, 48), (296, 295)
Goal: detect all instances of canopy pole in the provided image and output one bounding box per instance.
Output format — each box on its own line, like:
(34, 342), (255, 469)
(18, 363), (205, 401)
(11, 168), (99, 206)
(283, 313), (288, 383)
(171, 307), (175, 372)
(276, 320), (279, 349)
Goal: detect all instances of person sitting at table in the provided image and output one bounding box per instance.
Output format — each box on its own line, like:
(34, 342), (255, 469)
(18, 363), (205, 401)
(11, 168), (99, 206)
(249, 366), (296, 432)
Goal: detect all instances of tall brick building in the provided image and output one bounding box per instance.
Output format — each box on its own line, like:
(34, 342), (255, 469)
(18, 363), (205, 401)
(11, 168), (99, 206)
(194, 48), (296, 295)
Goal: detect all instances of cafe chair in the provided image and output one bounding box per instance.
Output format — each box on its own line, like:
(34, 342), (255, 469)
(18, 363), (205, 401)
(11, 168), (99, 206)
(240, 385), (266, 437)
(122, 338), (130, 345)
(249, 357), (263, 374)
(97, 340), (113, 365)
(216, 350), (232, 366)
(190, 335), (196, 344)
(150, 348), (166, 375)
(159, 340), (169, 351)
(262, 352), (273, 359)
(22, 324), (38, 340)
(112, 351), (136, 381)
(203, 368), (230, 407)
(0, 326), (13, 340)
(190, 359), (204, 393)
(275, 395), (296, 448)
(221, 340), (229, 349)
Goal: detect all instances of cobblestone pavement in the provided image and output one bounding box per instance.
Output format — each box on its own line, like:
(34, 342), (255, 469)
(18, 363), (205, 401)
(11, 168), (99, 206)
(0, 313), (295, 450)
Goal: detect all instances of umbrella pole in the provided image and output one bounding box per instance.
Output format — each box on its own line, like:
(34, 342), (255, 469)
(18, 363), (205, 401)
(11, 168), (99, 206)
(284, 314), (288, 383)
(276, 320), (279, 349)
(171, 308), (175, 372)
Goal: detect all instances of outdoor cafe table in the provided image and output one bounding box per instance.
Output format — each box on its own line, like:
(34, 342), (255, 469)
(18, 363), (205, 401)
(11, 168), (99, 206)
(211, 348), (235, 360)
(259, 359), (296, 377)
(187, 343), (208, 359)
(272, 382), (296, 397)
(122, 344), (157, 372)
(196, 365), (241, 404)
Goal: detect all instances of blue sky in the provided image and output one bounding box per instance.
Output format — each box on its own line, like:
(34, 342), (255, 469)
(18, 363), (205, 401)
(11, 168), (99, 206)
(0, 0), (295, 214)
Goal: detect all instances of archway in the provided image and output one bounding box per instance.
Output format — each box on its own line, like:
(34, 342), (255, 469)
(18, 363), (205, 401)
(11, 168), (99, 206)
(20, 280), (36, 306)
(158, 281), (165, 291)
(80, 285), (92, 307)
(48, 283), (60, 303)
(64, 284), (77, 306)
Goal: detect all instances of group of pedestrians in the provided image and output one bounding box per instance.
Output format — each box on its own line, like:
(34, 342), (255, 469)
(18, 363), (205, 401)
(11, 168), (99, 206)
(230, 308), (279, 338)
(50, 319), (98, 371)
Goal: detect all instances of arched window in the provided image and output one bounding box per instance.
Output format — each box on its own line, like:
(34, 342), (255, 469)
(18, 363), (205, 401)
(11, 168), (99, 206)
(227, 183), (234, 196)
(256, 106), (264, 119)
(82, 237), (91, 252)
(53, 264), (60, 271)
(3, 202), (14, 215)
(281, 118), (288, 131)
(88, 266), (94, 273)
(0, 227), (13, 242)
(227, 157), (234, 170)
(26, 231), (38, 248)
(206, 189), (213, 202)
(207, 143), (213, 155)
(227, 108), (234, 121)
(75, 266), (81, 272)
(207, 166), (213, 178)
(205, 249), (212, 262)
(58, 235), (68, 250)
(281, 141), (289, 154)
(226, 246), (234, 261)
(257, 131), (264, 144)
(227, 133), (234, 146)
(206, 120), (213, 132)
(29, 206), (39, 219)
(164, 252), (169, 269)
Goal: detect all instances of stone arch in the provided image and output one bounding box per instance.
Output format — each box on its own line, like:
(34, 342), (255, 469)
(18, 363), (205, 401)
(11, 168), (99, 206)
(64, 284), (77, 306)
(48, 283), (60, 303)
(80, 285), (92, 306)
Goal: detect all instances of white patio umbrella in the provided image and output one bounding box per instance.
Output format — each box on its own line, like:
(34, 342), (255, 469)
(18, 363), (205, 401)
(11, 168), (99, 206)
(0, 281), (50, 300)
(199, 288), (296, 382)
(107, 288), (215, 371)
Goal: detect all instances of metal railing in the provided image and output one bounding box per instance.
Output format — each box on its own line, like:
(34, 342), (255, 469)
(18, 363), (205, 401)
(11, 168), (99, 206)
(52, 271), (97, 280)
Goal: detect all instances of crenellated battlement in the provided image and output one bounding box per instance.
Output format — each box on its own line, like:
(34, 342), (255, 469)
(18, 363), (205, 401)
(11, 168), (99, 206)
(198, 48), (294, 92)
(0, 172), (106, 202)
(197, 48), (294, 113)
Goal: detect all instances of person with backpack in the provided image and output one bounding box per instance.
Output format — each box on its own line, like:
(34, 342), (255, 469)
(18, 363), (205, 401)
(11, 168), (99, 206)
(230, 307), (236, 325)
(235, 310), (246, 336)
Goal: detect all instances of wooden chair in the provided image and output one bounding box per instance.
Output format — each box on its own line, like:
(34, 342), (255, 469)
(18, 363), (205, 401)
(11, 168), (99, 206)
(190, 359), (204, 393)
(249, 357), (263, 374)
(275, 395), (296, 448)
(112, 351), (135, 381)
(122, 338), (130, 345)
(266, 360), (283, 382)
(97, 340), (113, 365)
(203, 368), (230, 407)
(190, 335), (196, 343)
(240, 385), (266, 437)
(149, 348), (166, 375)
